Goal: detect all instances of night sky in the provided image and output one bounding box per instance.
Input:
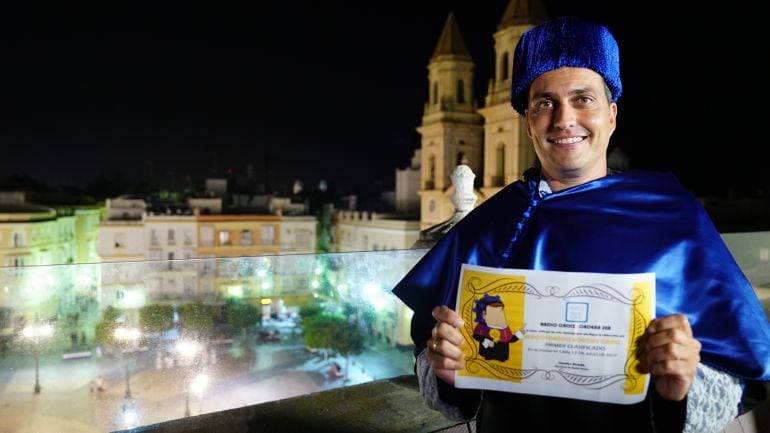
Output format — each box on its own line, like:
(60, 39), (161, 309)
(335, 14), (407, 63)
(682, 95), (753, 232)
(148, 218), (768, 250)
(0, 1), (766, 197)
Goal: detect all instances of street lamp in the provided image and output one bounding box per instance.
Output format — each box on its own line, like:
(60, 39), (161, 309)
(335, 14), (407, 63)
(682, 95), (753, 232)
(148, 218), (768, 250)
(114, 326), (141, 399)
(176, 339), (203, 417)
(22, 322), (54, 394)
(190, 373), (209, 416)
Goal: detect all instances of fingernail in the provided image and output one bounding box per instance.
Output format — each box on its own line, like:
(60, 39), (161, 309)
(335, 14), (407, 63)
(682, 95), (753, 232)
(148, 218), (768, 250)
(454, 320), (464, 328)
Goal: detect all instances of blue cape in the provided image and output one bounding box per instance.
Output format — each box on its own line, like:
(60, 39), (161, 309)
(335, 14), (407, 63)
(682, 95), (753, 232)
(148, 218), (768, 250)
(393, 169), (770, 381)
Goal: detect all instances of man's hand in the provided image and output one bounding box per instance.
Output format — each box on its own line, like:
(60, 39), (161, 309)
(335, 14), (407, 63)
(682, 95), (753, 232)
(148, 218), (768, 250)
(427, 305), (466, 385)
(637, 314), (701, 401)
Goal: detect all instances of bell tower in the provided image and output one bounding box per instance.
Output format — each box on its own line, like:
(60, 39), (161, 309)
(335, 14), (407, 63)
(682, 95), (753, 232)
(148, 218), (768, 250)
(478, 0), (548, 199)
(418, 12), (483, 230)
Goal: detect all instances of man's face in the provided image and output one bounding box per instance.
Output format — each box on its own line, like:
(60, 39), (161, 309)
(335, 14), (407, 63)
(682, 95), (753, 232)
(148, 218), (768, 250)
(484, 305), (507, 328)
(525, 67), (617, 184)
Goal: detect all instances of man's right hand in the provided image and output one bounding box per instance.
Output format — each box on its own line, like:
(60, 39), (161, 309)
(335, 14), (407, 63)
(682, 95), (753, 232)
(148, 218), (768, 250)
(427, 305), (466, 385)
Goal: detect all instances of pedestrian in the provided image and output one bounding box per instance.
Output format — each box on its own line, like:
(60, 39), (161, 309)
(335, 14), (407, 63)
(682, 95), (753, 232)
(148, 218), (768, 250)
(393, 15), (770, 433)
(95, 375), (106, 392)
(328, 361), (342, 379)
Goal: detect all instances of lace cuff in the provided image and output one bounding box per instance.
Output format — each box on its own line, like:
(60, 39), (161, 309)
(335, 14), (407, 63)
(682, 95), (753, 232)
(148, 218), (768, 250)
(682, 363), (741, 433)
(415, 348), (469, 421)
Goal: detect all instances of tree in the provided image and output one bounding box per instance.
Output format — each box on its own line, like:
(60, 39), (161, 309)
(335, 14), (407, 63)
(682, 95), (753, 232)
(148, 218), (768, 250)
(226, 300), (260, 337)
(302, 314), (339, 360)
(0, 307), (11, 331)
(94, 306), (122, 346)
(178, 302), (216, 336)
(299, 302), (323, 321)
(301, 306), (366, 372)
(329, 316), (366, 380)
(139, 304), (174, 334)
(316, 203), (333, 253)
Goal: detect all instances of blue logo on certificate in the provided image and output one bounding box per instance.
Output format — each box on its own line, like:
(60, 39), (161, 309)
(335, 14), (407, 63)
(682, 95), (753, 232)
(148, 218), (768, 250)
(565, 302), (589, 323)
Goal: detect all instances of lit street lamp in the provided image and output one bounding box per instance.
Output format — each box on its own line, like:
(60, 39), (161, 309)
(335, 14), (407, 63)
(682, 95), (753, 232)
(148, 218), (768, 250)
(176, 339), (203, 417)
(22, 322), (54, 394)
(114, 326), (141, 399)
(190, 373), (210, 416)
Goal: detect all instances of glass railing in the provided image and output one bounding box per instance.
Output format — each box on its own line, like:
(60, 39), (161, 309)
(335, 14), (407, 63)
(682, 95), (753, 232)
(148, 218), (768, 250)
(2, 232), (769, 433)
(0, 249), (427, 432)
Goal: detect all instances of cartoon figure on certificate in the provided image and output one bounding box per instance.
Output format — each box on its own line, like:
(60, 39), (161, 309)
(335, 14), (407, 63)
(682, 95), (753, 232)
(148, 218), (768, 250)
(472, 294), (525, 362)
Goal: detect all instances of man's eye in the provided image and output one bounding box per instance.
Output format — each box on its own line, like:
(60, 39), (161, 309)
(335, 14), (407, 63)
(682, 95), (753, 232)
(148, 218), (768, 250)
(576, 96), (594, 105)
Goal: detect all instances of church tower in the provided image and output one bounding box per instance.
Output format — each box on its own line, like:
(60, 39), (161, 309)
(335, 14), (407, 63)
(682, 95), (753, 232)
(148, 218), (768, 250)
(418, 13), (484, 230)
(478, 0), (547, 199)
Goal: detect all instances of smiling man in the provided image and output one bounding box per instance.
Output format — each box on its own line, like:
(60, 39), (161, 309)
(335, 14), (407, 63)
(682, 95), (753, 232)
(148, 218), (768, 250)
(527, 66), (617, 191)
(393, 16), (770, 433)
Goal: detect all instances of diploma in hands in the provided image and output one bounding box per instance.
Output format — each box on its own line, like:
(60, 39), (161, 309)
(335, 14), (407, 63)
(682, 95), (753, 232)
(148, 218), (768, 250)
(454, 264), (655, 404)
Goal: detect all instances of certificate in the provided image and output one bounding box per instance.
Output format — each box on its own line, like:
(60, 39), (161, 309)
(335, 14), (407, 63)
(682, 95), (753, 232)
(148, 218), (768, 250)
(454, 264), (655, 405)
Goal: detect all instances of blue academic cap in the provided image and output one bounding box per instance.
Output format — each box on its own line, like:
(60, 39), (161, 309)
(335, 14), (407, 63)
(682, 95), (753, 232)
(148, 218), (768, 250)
(510, 16), (622, 116)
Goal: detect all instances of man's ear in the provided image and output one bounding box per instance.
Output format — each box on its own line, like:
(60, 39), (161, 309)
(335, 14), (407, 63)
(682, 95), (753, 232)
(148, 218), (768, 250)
(608, 103), (618, 136)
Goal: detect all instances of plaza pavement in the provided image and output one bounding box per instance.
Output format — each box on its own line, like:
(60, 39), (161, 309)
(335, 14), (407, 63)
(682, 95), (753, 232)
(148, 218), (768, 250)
(0, 328), (415, 433)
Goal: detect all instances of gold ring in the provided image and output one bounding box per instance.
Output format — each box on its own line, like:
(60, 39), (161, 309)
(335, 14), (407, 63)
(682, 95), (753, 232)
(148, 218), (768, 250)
(432, 338), (440, 351)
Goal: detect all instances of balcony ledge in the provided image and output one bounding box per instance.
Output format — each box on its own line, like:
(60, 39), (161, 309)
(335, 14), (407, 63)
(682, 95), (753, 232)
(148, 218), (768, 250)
(115, 375), (466, 433)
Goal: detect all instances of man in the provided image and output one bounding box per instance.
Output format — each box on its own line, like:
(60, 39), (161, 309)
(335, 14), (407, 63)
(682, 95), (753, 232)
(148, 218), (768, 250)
(393, 16), (770, 433)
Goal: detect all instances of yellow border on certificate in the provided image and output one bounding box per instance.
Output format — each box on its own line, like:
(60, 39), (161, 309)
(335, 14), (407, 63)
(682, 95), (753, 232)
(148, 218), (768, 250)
(624, 281), (652, 395)
(457, 269), (527, 382)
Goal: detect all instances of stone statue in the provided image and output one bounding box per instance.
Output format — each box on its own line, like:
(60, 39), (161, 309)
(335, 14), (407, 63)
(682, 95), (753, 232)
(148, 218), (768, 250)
(412, 164), (478, 249)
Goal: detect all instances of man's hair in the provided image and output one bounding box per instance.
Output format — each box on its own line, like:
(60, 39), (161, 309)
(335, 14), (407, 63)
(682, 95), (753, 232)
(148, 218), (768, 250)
(510, 16), (622, 116)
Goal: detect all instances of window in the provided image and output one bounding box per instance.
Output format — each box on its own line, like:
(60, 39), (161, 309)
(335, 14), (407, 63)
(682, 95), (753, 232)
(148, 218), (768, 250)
(200, 226), (214, 247)
(168, 229), (175, 245)
(219, 230), (230, 245)
(456, 151), (466, 166)
(183, 277), (195, 294)
(183, 229), (192, 246)
(261, 226), (275, 245)
(456, 79), (465, 103)
(761, 248), (769, 261)
(500, 52), (509, 80)
(201, 255), (215, 276)
(116, 290), (124, 300)
(150, 229), (158, 245)
(114, 233), (127, 249)
(427, 154), (436, 189)
(432, 82), (438, 104)
(12, 232), (23, 247)
(296, 229), (311, 248)
(241, 229), (253, 245)
(495, 142), (505, 186)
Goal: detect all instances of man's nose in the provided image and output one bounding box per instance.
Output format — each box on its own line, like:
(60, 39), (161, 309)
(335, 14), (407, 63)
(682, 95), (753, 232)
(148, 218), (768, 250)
(553, 104), (577, 130)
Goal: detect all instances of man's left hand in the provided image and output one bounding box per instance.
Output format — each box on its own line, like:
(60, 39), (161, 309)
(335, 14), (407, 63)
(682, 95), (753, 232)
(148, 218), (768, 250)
(637, 313), (701, 401)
